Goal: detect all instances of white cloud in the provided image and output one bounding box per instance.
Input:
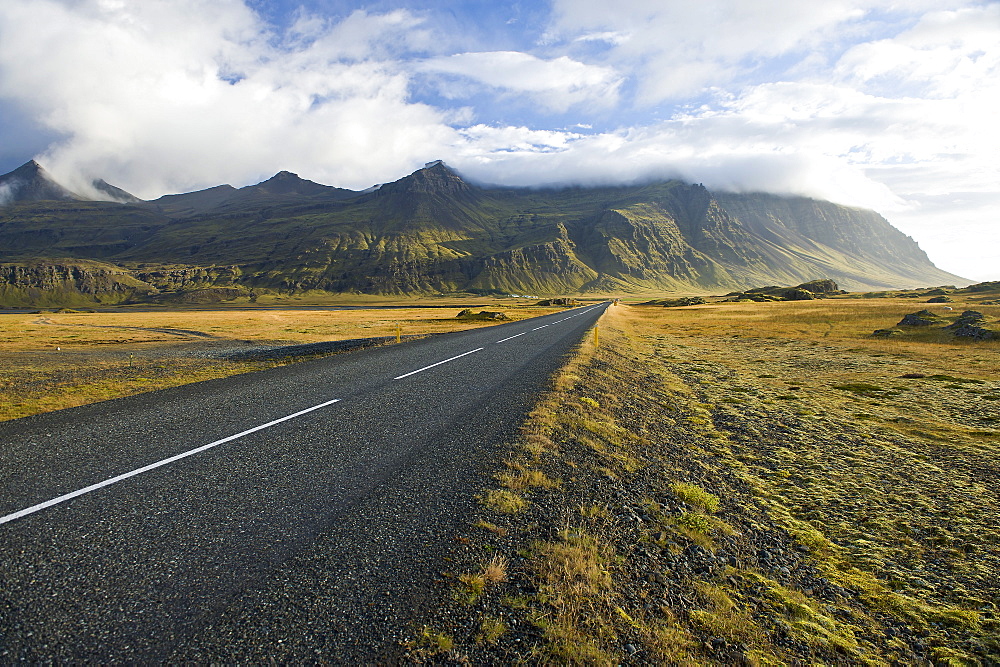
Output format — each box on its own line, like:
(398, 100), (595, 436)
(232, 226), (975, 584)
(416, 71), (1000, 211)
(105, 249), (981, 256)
(546, 0), (977, 102)
(837, 5), (1000, 98)
(0, 0), (454, 196)
(0, 0), (996, 280)
(0, 179), (18, 206)
(457, 125), (583, 155)
(417, 51), (622, 113)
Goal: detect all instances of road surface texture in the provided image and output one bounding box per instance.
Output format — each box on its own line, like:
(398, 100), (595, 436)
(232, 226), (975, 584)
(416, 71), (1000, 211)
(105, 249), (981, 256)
(0, 303), (608, 661)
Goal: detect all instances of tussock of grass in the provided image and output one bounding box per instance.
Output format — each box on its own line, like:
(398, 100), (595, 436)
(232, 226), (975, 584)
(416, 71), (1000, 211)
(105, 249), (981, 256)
(481, 555), (508, 585)
(473, 519), (508, 536)
(454, 573), (487, 605)
(410, 626), (454, 655)
(529, 529), (619, 664)
(669, 481), (720, 512)
(533, 529), (613, 598)
(520, 433), (557, 459)
(479, 489), (528, 514)
(454, 555), (509, 605)
(690, 581), (769, 649)
(497, 464), (560, 491)
(673, 511), (712, 533)
(475, 616), (507, 645)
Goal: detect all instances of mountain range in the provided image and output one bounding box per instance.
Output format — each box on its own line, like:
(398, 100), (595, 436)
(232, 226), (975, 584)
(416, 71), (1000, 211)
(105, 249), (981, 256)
(0, 159), (966, 305)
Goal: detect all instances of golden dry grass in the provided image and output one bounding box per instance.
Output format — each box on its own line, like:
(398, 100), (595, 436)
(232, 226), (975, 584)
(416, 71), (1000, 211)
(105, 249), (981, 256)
(0, 304), (564, 422)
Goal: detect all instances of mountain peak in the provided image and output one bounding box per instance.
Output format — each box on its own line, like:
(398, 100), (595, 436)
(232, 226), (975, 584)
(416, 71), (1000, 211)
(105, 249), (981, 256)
(8, 159), (45, 179)
(93, 178), (142, 203)
(421, 160), (456, 176)
(380, 160), (471, 197)
(244, 170), (337, 196)
(0, 160), (85, 203)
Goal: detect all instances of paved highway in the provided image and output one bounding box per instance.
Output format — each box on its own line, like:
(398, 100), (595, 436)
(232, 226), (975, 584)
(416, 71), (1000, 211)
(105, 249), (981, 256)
(0, 302), (609, 661)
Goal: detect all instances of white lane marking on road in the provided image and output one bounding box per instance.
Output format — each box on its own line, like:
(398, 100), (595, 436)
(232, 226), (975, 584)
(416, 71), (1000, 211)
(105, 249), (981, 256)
(0, 398), (342, 526)
(394, 347), (484, 380)
(496, 309), (593, 343)
(496, 331), (528, 343)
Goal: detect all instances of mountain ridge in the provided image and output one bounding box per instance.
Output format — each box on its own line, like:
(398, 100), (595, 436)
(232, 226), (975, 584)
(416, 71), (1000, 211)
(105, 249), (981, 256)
(0, 160), (968, 303)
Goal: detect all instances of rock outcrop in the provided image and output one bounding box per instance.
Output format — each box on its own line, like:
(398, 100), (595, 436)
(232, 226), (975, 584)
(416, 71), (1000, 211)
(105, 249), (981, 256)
(886, 309), (998, 341)
(897, 310), (944, 327)
(456, 309), (509, 320)
(724, 280), (842, 302)
(641, 297), (707, 307)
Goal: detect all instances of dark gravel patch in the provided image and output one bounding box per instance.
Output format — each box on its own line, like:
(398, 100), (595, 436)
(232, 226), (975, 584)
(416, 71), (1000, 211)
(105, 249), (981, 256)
(210, 335), (425, 361)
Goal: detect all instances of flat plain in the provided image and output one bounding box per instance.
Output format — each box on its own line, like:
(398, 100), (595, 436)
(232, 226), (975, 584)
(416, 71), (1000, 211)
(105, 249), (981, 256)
(0, 300), (560, 422)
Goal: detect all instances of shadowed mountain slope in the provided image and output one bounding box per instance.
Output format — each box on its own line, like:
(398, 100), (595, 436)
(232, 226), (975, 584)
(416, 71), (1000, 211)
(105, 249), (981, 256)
(0, 161), (966, 301)
(0, 161), (85, 203)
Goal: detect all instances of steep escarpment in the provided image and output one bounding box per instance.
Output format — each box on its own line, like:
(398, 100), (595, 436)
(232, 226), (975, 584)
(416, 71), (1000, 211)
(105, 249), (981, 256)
(713, 193), (956, 289)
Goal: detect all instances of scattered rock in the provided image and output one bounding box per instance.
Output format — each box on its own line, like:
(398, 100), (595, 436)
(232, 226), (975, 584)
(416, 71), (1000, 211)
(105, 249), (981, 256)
(951, 324), (999, 341)
(457, 309), (510, 321)
(897, 310), (942, 326)
(535, 298), (579, 307)
(641, 297), (707, 307)
(871, 328), (902, 338)
(926, 296), (953, 303)
(945, 310), (985, 328)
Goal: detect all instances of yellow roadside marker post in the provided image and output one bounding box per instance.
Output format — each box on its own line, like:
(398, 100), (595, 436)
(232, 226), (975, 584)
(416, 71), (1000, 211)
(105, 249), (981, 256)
(396, 322), (401, 344)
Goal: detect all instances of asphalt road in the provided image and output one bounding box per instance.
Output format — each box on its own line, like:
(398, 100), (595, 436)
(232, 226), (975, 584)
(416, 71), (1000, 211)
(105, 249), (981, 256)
(0, 302), (608, 661)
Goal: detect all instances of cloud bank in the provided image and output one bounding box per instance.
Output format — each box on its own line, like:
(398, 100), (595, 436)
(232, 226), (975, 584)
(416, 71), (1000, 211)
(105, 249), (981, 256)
(0, 0), (996, 279)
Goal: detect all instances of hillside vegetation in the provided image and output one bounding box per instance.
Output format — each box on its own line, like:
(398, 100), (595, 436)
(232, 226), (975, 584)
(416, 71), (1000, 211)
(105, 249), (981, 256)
(0, 162), (964, 306)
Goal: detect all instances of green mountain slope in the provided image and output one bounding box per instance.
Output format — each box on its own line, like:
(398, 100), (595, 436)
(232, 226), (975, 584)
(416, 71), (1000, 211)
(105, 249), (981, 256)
(0, 161), (966, 303)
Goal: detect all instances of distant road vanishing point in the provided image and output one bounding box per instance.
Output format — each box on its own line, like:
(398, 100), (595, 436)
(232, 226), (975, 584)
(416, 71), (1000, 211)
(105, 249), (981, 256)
(0, 303), (609, 661)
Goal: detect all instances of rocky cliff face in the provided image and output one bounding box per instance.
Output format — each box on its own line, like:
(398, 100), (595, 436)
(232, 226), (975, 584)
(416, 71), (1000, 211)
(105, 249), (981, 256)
(0, 262), (151, 307)
(0, 262), (249, 307)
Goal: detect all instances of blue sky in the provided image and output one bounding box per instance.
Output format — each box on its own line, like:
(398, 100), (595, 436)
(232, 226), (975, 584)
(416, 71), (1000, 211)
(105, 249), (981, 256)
(0, 0), (997, 280)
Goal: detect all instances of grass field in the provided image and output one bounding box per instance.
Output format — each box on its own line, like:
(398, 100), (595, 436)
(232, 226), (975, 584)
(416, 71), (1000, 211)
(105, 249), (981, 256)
(407, 293), (1000, 664)
(0, 301), (565, 422)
